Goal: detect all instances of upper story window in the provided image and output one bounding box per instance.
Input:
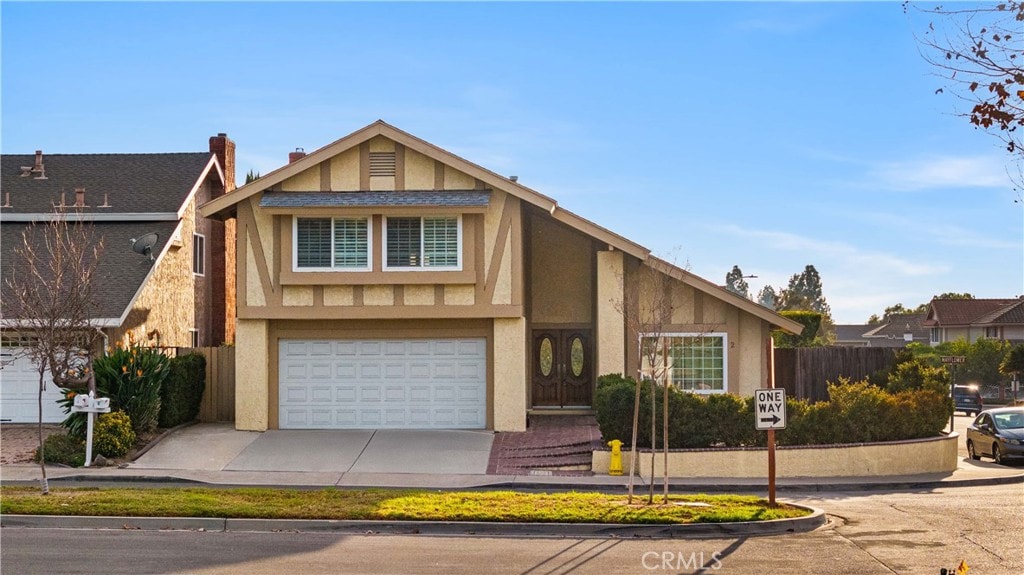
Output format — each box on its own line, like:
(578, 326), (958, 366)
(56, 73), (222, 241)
(294, 216), (370, 271)
(385, 216), (461, 270)
(193, 233), (206, 276)
(930, 327), (941, 345)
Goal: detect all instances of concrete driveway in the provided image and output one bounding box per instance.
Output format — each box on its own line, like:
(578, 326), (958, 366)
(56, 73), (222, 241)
(132, 423), (494, 475)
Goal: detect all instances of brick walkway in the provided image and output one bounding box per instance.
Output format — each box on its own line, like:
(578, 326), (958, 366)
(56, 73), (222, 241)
(487, 414), (603, 476)
(0, 424), (61, 464)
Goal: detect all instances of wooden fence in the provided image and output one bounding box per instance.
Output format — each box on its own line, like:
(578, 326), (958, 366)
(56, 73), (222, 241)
(774, 346), (897, 402)
(175, 346), (235, 422)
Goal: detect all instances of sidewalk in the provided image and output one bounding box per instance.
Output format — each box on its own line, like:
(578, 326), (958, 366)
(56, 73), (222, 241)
(3, 454), (1022, 492)
(3, 422), (1022, 492)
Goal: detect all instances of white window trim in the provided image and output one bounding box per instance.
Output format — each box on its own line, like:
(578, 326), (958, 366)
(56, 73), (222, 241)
(382, 215), (463, 272)
(193, 233), (206, 277)
(292, 216), (372, 272)
(639, 332), (729, 394)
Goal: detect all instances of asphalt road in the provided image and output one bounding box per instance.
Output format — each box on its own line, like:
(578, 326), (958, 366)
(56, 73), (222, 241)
(2, 483), (1020, 574)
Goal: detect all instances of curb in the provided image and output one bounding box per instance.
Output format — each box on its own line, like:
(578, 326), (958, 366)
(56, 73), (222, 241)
(2, 470), (1022, 492)
(0, 504), (826, 538)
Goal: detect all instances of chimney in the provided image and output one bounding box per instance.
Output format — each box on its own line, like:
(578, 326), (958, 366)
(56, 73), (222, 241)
(289, 148), (306, 164)
(21, 150), (47, 179)
(209, 133), (236, 194)
(74, 187), (88, 207)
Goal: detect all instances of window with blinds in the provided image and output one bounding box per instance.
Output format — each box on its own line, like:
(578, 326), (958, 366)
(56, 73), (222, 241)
(295, 217), (369, 270)
(386, 216), (460, 269)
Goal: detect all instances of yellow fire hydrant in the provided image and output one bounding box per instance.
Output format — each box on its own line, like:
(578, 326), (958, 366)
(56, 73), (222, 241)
(607, 439), (623, 476)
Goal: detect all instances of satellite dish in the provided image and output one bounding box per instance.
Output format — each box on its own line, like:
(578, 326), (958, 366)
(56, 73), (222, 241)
(130, 232), (159, 261)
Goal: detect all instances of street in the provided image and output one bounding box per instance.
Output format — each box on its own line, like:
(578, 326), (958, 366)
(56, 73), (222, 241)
(2, 482), (1021, 574)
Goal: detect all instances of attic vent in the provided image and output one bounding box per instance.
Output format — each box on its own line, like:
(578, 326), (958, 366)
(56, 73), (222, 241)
(369, 152), (396, 177)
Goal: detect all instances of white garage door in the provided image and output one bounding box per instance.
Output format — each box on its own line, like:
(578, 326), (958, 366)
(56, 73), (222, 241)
(279, 338), (487, 429)
(0, 348), (66, 424)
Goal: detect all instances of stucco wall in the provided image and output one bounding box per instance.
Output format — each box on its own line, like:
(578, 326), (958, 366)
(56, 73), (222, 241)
(112, 188), (205, 348)
(493, 317), (527, 431)
(593, 434), (958, 478)
(596, 250), (625, 376)
(234, 318), (269, 431)
(529, 216), (593, 325)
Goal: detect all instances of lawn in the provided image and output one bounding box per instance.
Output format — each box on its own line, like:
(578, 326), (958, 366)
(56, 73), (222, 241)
(0, 487), (809, 524)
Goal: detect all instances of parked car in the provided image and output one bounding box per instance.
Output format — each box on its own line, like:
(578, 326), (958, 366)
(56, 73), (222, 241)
(953, 385), (983, 416)
(966, 407), (1024, 464)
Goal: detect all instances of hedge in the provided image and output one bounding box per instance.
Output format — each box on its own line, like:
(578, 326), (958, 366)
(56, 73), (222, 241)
(158, 353), (207, 428)
(594, 374), (952, 448)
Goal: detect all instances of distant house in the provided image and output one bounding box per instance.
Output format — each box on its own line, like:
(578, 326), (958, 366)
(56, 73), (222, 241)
(924, 298), (1024, 345)
(199, 120), (803, 432)
(834, 314), (928, 348)
(0, 136), (237, 423)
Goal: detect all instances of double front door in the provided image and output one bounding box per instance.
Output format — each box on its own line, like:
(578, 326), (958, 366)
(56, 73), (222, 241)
(531, 329), (592, 408)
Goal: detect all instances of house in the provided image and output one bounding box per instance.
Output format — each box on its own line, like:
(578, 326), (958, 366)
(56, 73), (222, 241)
(199, 121), (803, 432)
(835, 313), (929, 348)
(0, 135), (237, 423)
(924, 298), (1024, 345)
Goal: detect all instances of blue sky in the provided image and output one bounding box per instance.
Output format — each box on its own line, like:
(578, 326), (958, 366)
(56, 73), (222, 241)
(3, 2), (1021, 324)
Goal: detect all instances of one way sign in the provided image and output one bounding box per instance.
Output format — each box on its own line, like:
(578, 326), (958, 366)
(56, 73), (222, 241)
(755, 388), (787, 431)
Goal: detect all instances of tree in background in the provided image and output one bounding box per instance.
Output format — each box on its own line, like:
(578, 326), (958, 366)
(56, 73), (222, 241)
(1001, 344), (1024, 399)
(757, 285), (778, 310)
(724, 265), (750, 298)
(2, 213), (105, 494)
(244, 169), (261, 184)
(907, 2), (1023, 163)
(776, 265), (833, 343)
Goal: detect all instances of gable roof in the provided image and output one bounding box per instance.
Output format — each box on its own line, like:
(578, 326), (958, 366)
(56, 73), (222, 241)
(925, 298), (1021, 326)
(200, 120), (803, 334)
(1, 220), (180, 323)
(1, 150), (222, 325)
(1, 153), (217, 216)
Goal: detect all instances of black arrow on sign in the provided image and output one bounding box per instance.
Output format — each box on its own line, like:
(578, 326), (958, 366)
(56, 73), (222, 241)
(760, 414), (780, 425)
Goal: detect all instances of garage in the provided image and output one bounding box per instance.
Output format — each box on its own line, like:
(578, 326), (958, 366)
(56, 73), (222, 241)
(278, 338), (487, 429)
(0, 348), (66, 424)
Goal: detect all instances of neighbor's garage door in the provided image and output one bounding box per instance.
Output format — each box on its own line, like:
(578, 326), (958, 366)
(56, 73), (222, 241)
(278, 339), (486, 429)
(0, 348), (66, 423)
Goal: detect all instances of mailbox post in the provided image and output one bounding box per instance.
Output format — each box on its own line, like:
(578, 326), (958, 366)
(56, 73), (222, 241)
(70, 392), (111, 467)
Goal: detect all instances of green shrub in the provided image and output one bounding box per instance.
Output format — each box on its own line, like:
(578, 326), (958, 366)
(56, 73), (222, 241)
(594, 372), (952, 449)
(773, 311), (823, 348)
(34, 434), (85, 467)
(594, 374), (654, 446)
(93, 411), (136, 458)
(94, 343), (171, 435)
(158, 353), (207, 428)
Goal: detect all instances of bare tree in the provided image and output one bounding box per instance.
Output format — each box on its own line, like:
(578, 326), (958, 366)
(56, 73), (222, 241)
(616, 255), (720, 505)
(2, 211), (104, 494)
(907, 1), (1024, 186)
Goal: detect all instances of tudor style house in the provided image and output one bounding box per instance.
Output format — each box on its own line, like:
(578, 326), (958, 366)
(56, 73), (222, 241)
(200, 121), (802, 432)
(0, 136), (236, 423)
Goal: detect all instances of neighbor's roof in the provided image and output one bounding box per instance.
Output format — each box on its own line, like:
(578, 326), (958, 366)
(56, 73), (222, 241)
(1, 150), (221, 325)
(863, 312), (929, 340)
(925, 298), (1022, 326)
(835, 324), (873, 342)
(199, 120), (803, 334)
(1, 152), (216, 215)
(1, 220), (180, 322)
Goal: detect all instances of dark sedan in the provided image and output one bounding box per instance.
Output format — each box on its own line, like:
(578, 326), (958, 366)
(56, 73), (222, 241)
(966, 407), (1024, 464)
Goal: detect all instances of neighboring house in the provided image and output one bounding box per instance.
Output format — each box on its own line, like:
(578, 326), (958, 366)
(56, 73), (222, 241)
(199, 121), (803, 432)
(0, 136), (237, 423)
(924, 298), (1024, 345)
(836, 314), (929, 348)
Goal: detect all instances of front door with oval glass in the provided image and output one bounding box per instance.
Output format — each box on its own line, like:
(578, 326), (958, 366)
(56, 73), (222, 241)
(531, 329), (592, 408)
